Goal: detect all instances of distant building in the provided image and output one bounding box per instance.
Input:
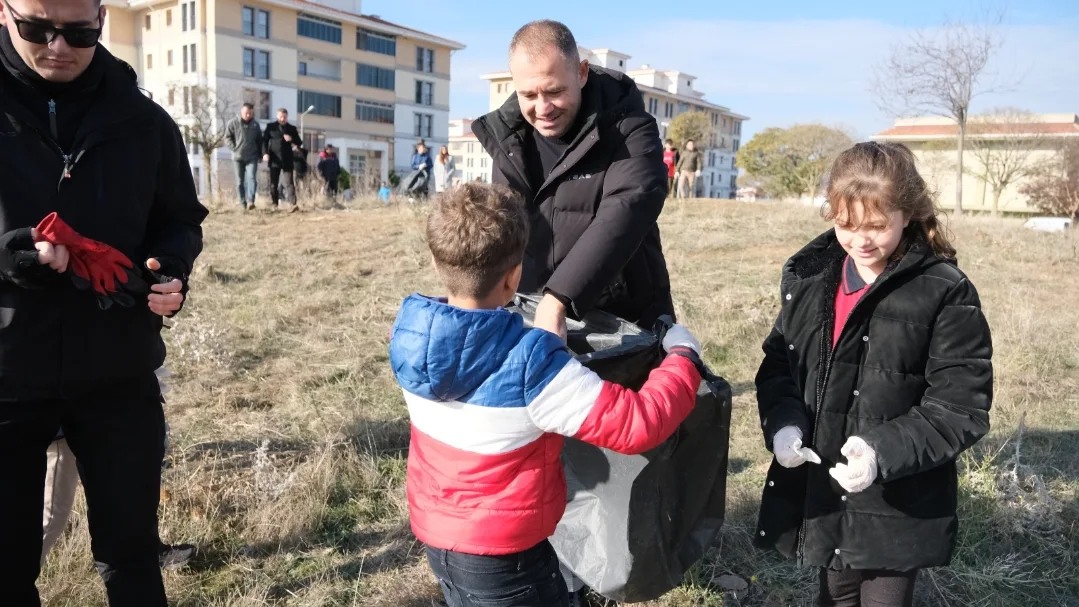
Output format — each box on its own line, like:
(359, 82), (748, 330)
(102, 0), (464, 195)
(479, 46), (748, 198)
(448, 118), (492, 184)
(873, 114), (1079, 214)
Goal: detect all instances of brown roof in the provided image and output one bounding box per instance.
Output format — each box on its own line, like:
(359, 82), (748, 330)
(876, 122), (1079, 138)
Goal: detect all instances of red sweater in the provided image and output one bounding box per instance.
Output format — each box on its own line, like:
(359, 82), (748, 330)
(834, 256), (870, 346)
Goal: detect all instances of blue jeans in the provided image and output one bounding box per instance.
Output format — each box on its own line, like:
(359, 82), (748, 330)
(234, 160), (257, 207)
(426, 541), (568, 607)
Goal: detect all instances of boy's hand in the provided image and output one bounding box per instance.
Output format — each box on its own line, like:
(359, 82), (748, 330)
(773, 425), (822, 468)
(662, 324), (701, 355)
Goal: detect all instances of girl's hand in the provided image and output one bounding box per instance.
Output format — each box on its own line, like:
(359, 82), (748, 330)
(773, 426), (821, 468)
(829, 437), (878, 493)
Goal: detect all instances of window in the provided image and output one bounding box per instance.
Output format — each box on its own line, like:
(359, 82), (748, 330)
(242, 7), (269, 38)
(355, 100), (394, 123)
(182, 43), (196, 73)
(731, 157), (736, 169)
(357, 64), (394, 90)
(242, 48), (269, 79)
(256, 9), (269, 38)
(167, 49), (173, 66)
(144, 14), (151, 29)
(167, 89), (175, 105)
(729, 175), (737, 190)
(357, 29), (396, 55)
(415, 80), (433, 106)
(664, 102), (672, 118)
(414, 113), (433, 138)
(243, 88), (272, 121)
(732, 139), (740, 153)
(298, 61), (306, 75)
(496, 83), (502, 93)
(180, 1), (195, 31)
(146, 54), (152, 69)
(298, 90), (341, 117)
(297, 14), (341, 44)
(416, 47), (434, 72)
(647, 98), (658, 114)
(166, 9), (172, 26)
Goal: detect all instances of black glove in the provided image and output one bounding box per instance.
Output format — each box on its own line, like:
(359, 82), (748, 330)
(0, 227), (57, 288)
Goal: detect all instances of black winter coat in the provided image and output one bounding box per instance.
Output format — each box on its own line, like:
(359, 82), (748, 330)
(0, 42), (207, 400)
(263, 121), (299, 170)
(754, 229), (992, 571)
(472, 66), (673, 327)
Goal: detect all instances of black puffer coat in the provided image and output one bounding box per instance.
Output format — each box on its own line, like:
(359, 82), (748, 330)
(472, 66), (672, 327)
(754, 229), (993, 571)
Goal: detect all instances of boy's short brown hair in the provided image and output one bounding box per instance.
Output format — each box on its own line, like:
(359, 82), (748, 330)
(427, 183), (530, 299)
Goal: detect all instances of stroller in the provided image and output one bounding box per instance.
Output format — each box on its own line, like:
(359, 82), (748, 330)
(400, 167), (430, 200)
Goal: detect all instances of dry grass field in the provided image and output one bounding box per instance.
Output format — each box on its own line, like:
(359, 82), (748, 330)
(38, 197), (1079, 606)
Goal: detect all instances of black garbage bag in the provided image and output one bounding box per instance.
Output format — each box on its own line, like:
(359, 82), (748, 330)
(505, 294), (733, 603)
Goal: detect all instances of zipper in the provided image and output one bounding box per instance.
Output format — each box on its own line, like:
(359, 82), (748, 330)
(797, 257), (899, 564)
(48, 99), (58, 141)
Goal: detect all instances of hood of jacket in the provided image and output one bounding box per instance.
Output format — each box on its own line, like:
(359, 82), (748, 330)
(390, 294), (539, 402)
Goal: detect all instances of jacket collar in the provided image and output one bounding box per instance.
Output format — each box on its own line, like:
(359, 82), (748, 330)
(783, 227), (942, 290)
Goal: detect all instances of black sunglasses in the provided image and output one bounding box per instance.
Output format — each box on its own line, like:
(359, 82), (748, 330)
(4, 1), (101, 49)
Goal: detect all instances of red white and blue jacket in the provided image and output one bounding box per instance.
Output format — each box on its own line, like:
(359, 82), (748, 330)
(389, 294), (701, 556)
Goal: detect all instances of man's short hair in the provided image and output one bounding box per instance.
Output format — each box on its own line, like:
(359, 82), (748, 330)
(427, 183), (529, 299)
(241, 102), (254, 111)
(509, 20), (579, 65)
(276, 108), (288, 114)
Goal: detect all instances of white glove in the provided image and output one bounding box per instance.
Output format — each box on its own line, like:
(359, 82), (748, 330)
(772, 425), (821, 468)
(829, 436), (878, 493)
(662, 323), (701, 355)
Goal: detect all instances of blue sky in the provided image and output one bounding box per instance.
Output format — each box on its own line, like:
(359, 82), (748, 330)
(364, 0), (1079, 142)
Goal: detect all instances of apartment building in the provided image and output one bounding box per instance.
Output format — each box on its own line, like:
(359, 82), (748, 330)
(480, 47), (748, 198)
(447, 118), (491, 184)
(874, 113), (1079, 214)
(101, 0), (463, 194)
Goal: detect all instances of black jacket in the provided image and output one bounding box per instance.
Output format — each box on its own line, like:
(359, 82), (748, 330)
(263, 121), (299, 170)
(473, 66), (673, 327)
(754, 229), (992, 571)
(0, 40), (207, 400)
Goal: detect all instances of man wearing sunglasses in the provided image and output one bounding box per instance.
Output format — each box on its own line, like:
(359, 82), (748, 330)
(0, 1), (207, 606)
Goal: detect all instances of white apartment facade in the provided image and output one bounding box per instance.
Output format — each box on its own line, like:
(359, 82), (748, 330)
(448, 118), (492, 184)
(478, 47), (748, 198)
(102, 0), (463, 195)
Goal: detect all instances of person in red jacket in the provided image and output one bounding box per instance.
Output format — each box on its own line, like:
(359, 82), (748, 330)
(389, 182), (704, 607)
(663, 139), (679, 198)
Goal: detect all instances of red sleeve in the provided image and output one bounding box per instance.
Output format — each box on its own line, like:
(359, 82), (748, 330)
(572, 354), (701, 455)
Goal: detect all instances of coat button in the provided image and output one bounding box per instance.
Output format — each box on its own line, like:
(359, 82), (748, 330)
(768, 481), (775, 487)
(862, 335), (869, 342)
(841, 495), (847, 502)
(759, 530), (766, 536)
(788, 344), (795, 351)
(835, 548), (841, 554)
(785, 293), (792, 301)
(853, 390), (860, 396)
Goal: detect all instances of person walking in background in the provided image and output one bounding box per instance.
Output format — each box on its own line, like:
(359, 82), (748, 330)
(262, 108), (300, 211)
(662, 139), (679, 198)
(676, 139), (702, 199)
(433, 145), (456, 194)
(754, 142), (993, 607)
(224, 103), (262, 211)
(317, 145), (341, 199)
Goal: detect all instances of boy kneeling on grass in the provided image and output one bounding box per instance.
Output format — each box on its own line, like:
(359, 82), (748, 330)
(389, 183), (706, 607)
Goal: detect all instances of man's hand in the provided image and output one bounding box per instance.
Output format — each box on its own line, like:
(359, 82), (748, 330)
(145, 258), (184, 317)
(30, 228), (69, 273)
(534, 293), (567, 342)
(263, 153), (270, 163)
(695, 170), (701, 177)
(283, 134), (292, 142)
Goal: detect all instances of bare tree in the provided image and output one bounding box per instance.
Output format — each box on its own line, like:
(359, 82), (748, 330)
(169, 83), (234, 197)
(667, 111), (715, 150)
(873, 16), (1005, 215)
(966, 109), (1044, 216)
(1020, 139), (1079, 221)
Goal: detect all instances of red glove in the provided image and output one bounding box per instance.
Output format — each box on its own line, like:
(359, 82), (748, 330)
(34, 212), (146, 307)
